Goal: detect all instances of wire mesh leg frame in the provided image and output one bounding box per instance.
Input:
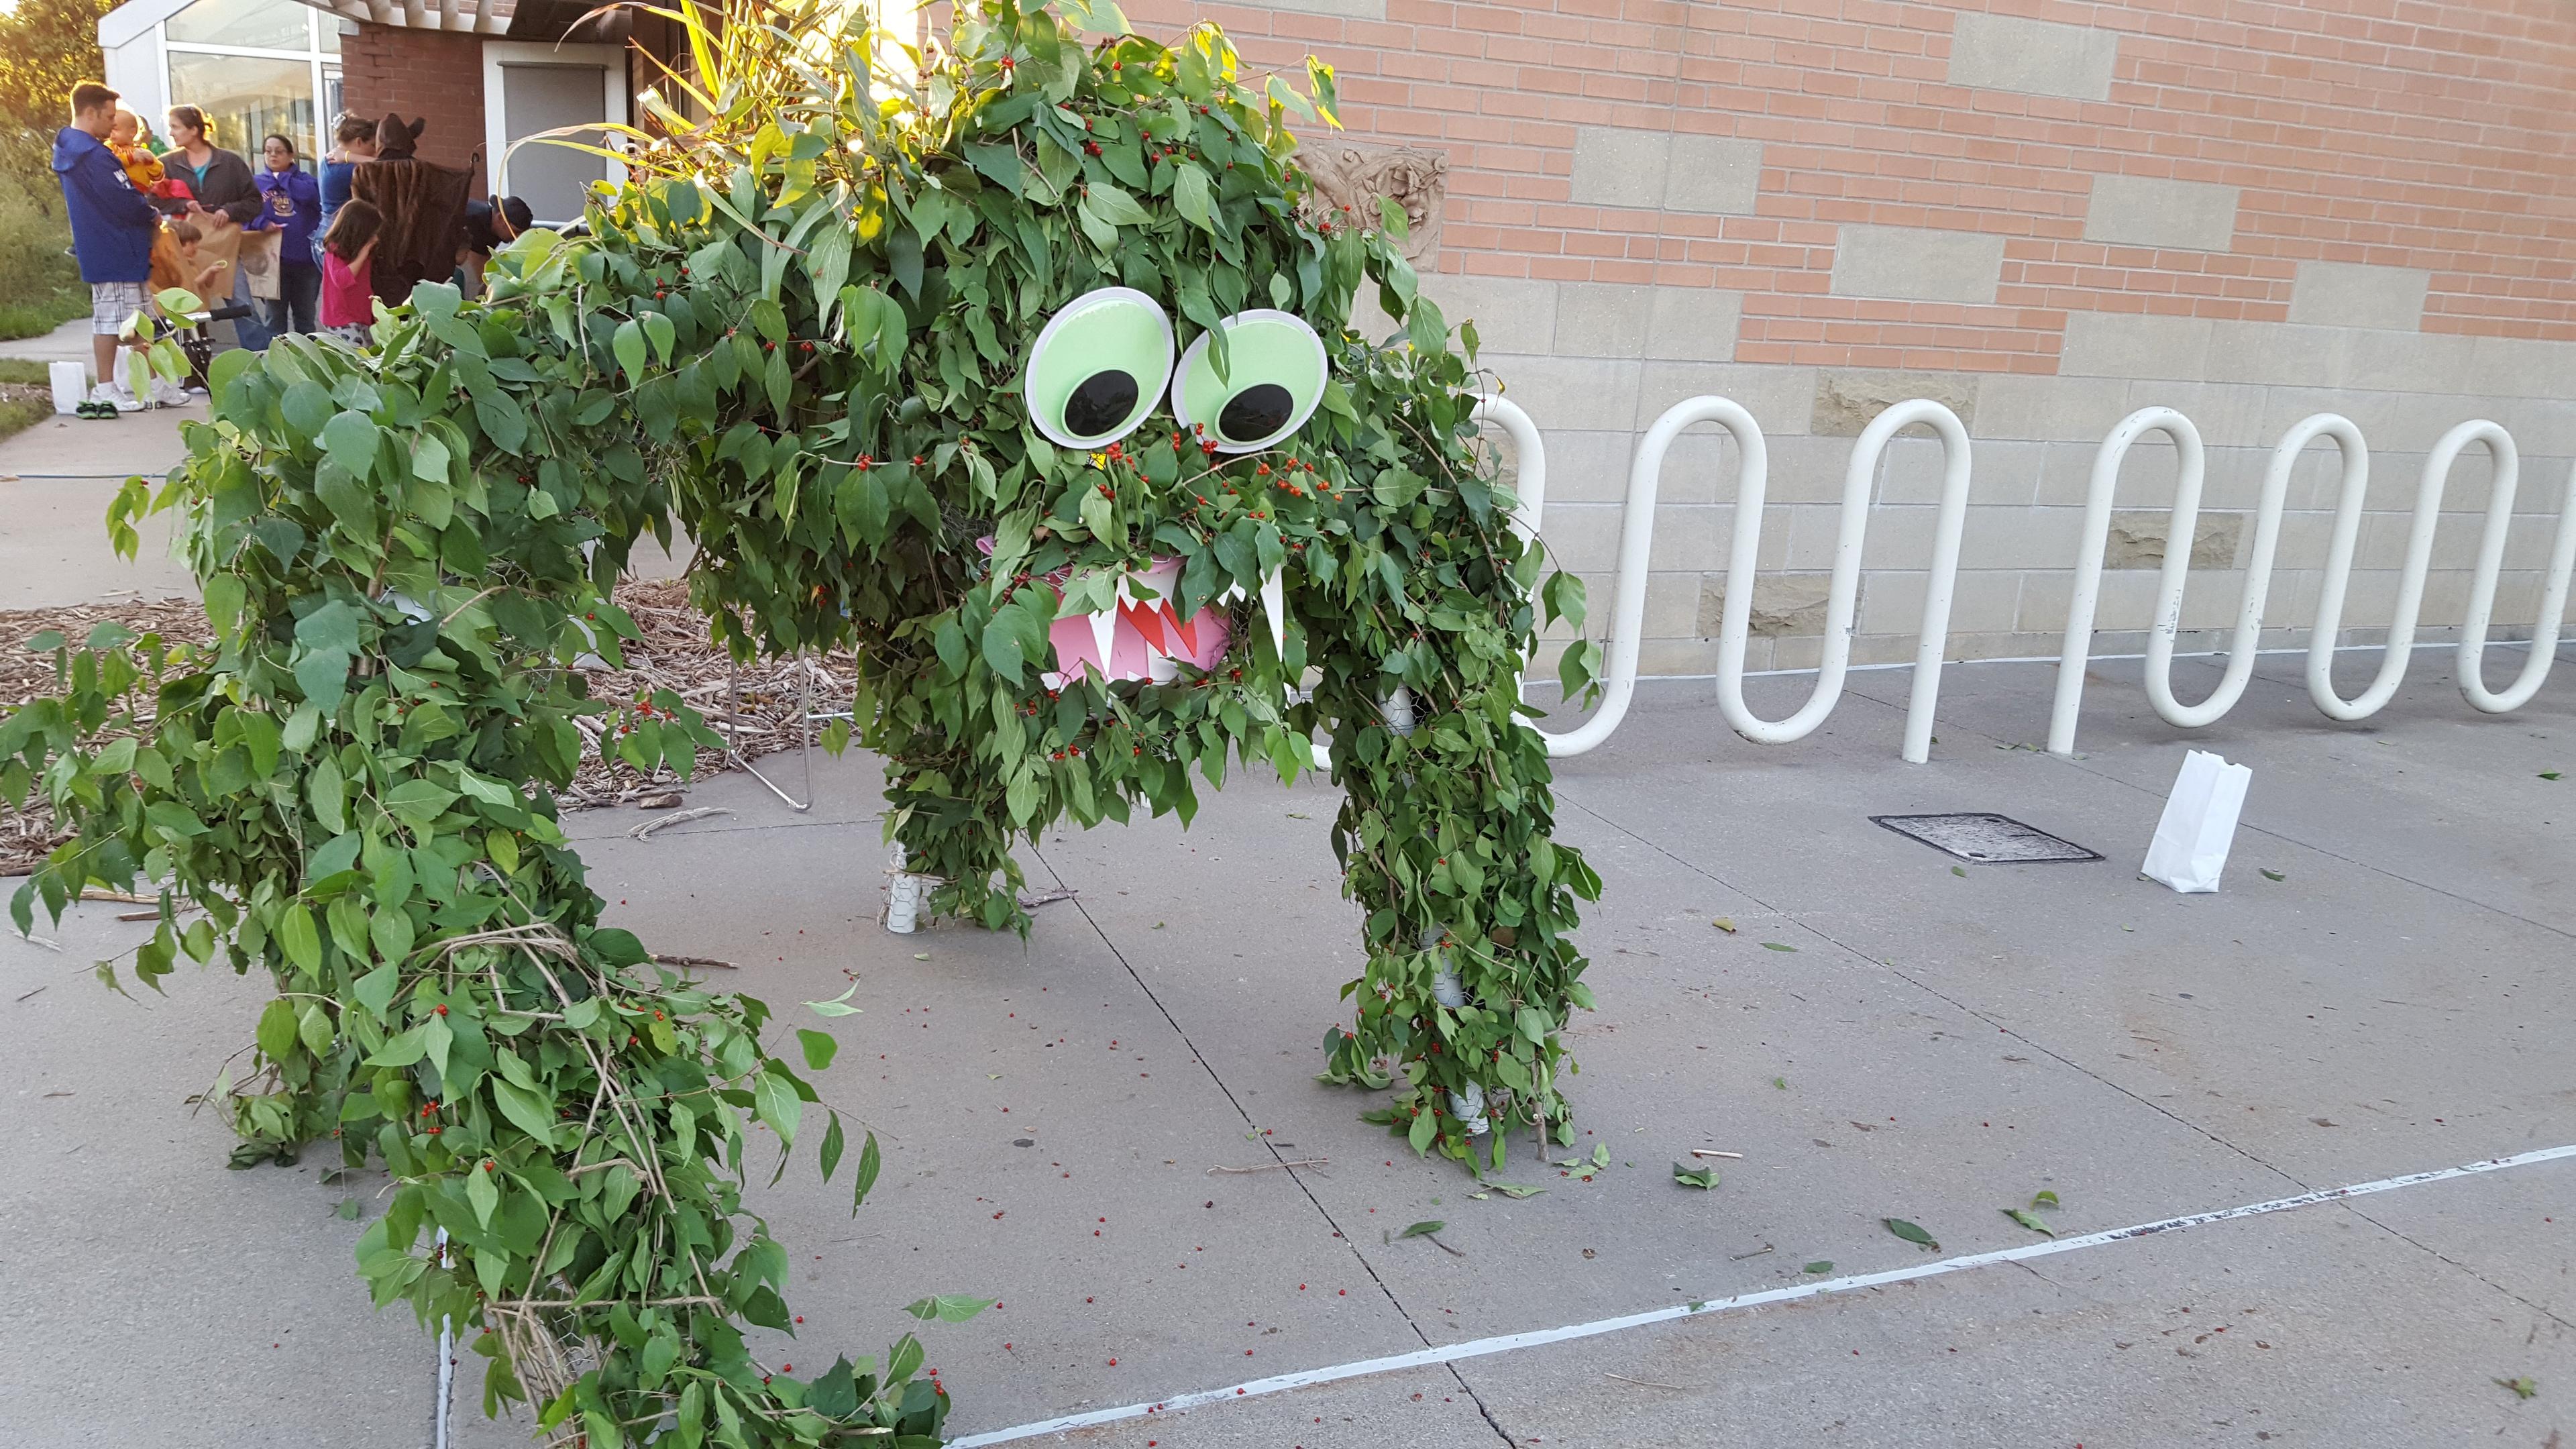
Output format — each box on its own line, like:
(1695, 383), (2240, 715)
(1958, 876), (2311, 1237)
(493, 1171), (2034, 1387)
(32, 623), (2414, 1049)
(725, 659), (816, 813)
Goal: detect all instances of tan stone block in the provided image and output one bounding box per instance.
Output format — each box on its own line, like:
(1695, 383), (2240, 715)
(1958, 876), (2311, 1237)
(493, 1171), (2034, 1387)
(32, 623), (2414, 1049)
(1637, 362), (1820, 436)
(2060, 313), (2214, 382)
(2102, 508), (2244, 570)
(1483, 355), (1643, 433)
(1665, 134), (1765, 215)
(1644, 287), (1743, 362)
(1554, 282), (1657, 358)
(2082, 174), (2240, 253)
(1419, 274), (1559, 358)
(1830, 224), (2006, 305)
(1974, 374), (2136, 443)
(2288, 260), (2430, 331)
(1568, 127), (1669, 211)
(1707, 571), (1834, 637)
(1811, 369), (1981, 436)
(1945, 12), (2120, 101)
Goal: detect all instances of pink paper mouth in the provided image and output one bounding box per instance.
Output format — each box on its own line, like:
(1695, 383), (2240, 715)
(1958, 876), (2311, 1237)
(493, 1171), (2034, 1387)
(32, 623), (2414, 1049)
(1044, 558), (1231, 684)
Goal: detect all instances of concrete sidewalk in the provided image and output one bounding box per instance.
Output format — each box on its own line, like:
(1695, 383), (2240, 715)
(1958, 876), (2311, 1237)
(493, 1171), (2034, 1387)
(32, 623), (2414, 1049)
(2, 653), (2569, 1447)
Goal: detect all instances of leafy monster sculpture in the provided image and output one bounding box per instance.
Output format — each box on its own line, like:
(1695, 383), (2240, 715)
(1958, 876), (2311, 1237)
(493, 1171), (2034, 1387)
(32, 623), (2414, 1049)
(1, 0), (1601, 1439)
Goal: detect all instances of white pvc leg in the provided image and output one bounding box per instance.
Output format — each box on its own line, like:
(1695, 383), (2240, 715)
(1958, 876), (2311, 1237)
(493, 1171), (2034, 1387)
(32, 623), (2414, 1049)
(885, 843), (930, 934)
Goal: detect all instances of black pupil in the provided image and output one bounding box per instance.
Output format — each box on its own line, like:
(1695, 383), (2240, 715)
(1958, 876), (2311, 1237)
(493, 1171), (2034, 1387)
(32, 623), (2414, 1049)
(1220, 382), (1294, 443)
(1064, 369), (1138, 437)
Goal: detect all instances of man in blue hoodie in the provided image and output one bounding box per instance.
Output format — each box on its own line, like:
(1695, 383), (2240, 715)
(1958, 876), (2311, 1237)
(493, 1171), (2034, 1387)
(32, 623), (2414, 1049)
(54, 82), (159, 411)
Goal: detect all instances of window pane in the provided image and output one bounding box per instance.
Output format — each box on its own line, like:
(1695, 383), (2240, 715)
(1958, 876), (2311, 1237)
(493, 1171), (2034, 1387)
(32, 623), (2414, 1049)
(317, 15), (342, 54)
(166, 0), (310, 51)
(167, 52), (317, 165)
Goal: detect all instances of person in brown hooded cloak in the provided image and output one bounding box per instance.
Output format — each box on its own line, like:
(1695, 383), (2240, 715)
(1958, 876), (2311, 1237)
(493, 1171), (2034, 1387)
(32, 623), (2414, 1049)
(347, 115), (476, 307)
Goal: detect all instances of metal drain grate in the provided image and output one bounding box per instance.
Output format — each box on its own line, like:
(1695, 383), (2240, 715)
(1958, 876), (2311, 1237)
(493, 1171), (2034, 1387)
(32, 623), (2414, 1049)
(1870, 812), (2102, 865)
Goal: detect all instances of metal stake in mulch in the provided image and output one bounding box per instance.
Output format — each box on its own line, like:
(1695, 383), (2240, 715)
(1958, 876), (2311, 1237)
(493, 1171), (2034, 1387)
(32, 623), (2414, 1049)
(1870, 812), (2102, 865)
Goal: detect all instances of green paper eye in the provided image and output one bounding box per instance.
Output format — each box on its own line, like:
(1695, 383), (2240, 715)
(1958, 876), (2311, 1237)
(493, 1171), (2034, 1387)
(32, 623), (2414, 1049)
(1169, 310), (1328, 453)
(1024, 287), (1175, 449)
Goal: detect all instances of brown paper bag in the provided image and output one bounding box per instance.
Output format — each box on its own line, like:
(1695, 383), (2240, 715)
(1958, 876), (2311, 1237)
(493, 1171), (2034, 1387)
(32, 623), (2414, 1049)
(189, 215), (244, 310)
(237, 227), (282, 303)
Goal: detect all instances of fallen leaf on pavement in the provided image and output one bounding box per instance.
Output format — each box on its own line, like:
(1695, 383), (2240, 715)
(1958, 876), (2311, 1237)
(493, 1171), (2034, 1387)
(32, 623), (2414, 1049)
(2003, 1207), (2055, 1238)
(1762, 942), (1796, 953)
(1712, 917), (1735, 932)
(1802, 1260), (1833, 1275)
(1672, 1163), (1720, 1189)
(1883, 1218), (1939, 1250)
(2496, 1376), (2538, 1400)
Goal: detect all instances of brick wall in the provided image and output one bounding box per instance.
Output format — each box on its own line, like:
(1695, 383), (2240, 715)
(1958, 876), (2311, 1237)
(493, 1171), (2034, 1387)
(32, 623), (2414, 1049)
(1103, 0), (2576, 678)
(340, 24), (489, 195)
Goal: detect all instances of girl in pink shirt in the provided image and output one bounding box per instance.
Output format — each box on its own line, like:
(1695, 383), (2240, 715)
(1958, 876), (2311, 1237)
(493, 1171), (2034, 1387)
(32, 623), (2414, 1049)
(319, 198), (380, 343)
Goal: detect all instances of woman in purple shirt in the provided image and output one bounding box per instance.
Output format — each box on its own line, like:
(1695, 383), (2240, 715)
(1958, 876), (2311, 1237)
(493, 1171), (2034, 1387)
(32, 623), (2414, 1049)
(245, 133), (321, 336)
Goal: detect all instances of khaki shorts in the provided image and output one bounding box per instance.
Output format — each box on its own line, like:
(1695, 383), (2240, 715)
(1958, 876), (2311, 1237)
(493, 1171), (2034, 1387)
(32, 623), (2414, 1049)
(90, 280), (150, 335)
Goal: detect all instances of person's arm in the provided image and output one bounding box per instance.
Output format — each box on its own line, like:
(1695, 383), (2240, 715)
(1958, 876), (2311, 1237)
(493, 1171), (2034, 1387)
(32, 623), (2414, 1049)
(354, 238), (377, 268)
(72, 152), (160, 230)
(210, 153), (260, 225)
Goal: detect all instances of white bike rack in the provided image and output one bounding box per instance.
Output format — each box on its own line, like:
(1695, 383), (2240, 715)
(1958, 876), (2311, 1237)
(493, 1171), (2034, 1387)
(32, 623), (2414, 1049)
(1493, 394), (2576, 763)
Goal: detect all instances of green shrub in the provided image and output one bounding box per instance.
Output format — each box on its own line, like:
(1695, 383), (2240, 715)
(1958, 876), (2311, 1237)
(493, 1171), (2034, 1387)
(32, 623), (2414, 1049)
(0, 158), (86, 341)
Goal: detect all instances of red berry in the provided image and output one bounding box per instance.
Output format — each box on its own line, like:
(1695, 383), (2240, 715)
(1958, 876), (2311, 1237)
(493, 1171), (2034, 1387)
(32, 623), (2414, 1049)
(434, 1004), (448, 1016)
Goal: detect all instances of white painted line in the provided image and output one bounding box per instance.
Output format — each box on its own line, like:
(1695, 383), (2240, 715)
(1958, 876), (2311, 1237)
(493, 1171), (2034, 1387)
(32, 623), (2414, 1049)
(950, 1142), (2576, 1446)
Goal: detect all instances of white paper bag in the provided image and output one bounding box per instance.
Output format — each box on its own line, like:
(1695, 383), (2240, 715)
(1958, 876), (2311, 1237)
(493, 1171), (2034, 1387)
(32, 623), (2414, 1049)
(2142, 749), (2251, 893)
(49, 360), (87, 414)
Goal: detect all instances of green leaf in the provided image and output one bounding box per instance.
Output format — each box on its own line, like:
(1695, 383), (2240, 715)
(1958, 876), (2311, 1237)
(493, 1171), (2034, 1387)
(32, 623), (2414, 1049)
(1672, 1163), (1720, 1189)
(354, 962), (400, 1019)
(613, 318), (649, 380)
(256, 998), (301, 1061)
(1083, 182), (1153, 227)
(1882, 1218), (1939, 1250)
(2497, 1376), (2538, 1400)
(754, 1067), (802, 1144)
(321, 411), (382, 480)
(2031, 1190), (2060, 1209)
(1803, 1260), (1833, 1275)
(467, 1162), (500, 1227)
(2259, 869), (2285, 881)
(796, 1027), (839, 1072)
(297, 1002), (333, 1058)
(1172, 162), (1215, 232)
(2004, 1207), (2055, 1238)
(1761, 941), (1797, 953)
(491, 1078), (558, 1148)
(1484, 1183), (1546, 1199)
(901, 1294), (995, 1324)
(1396, 1220), (1444, 1239)
(278, 904), (323, 974)
(819, 1112), (845, 1181)
(852, 1130), (881, 1214)
(2540, 771), (2563, 782)
(805, 985), (863, 1018)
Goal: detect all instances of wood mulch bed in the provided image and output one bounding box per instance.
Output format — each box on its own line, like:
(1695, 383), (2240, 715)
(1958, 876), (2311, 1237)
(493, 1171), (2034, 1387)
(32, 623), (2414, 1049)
(1, 578), (856, 877)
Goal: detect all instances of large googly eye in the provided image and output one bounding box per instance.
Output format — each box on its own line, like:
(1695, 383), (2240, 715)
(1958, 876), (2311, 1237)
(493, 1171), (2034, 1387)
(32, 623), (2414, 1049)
(1168, 310), (1328, 453)
(1024, 287), (1176, 450)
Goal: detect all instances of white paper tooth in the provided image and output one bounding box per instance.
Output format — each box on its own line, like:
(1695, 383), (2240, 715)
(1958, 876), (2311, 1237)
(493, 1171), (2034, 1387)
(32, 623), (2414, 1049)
(1087, 608), (1117, 676)
(1259, 566), (1285, 657)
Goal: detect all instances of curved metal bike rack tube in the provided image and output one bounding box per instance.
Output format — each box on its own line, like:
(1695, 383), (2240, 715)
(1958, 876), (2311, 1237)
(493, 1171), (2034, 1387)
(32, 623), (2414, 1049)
(2048, 407), (2207, 756)
(1474, 394), (1547, 547)
(1517, 394), (1768, 758)
(1713, 398), (1974, 764)
(2448, 423), (2576, 712)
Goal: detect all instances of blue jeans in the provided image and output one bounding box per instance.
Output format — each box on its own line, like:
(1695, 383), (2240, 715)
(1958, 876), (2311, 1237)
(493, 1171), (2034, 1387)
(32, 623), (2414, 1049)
(228, 268), (274, 352)
(258, 265), (321, 338)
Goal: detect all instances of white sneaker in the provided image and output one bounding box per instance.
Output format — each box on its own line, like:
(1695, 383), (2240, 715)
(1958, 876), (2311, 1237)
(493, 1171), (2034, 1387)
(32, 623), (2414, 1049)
(150, 376), (189, 408)
(87, 383), (145, 414)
